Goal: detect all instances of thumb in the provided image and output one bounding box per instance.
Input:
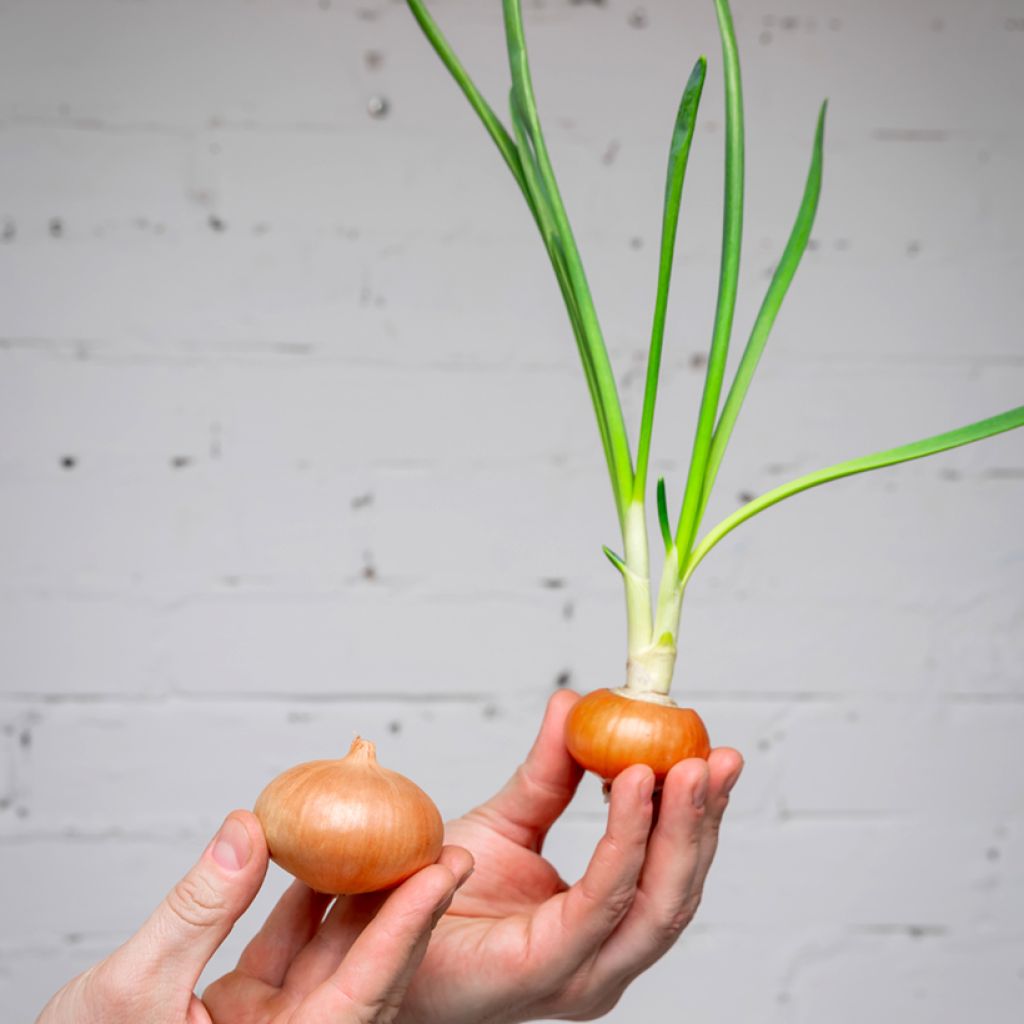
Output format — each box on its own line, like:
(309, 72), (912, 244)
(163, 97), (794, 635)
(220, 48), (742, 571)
(479, 689), (583, 850)
(111, 811), (268, 992)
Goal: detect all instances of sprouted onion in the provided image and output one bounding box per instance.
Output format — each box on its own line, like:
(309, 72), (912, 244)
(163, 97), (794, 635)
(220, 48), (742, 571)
(407, 0), (1023, 782)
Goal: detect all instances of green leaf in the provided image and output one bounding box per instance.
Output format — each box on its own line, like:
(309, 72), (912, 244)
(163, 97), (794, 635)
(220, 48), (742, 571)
(681, 406), (1024, 586)
(698, 100), (827, 526)
(674, 0), (745, 564)
(405, 0), (534, 213)
(503, 0), (635, 526)
(603, 545), (628, 575)
(508, 90), (616, 478)
(409, 0), (635, 533)
(656, 477), (673, 551)
(633, 57), (707, 503)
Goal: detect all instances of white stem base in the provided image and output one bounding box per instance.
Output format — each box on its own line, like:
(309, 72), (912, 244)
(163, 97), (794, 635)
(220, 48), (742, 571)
(624, 641), (678, 698)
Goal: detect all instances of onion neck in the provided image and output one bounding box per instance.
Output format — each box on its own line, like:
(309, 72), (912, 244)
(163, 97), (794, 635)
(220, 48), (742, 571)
(620, 505), (690, 701)
(623, 640), (677, 699)
(622, 502), (653, 652)
(346, 736), (377, 762)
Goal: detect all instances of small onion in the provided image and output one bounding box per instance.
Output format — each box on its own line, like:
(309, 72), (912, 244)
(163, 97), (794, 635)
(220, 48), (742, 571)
(254, 736), (444, 895)
(565, 688), (710, 782)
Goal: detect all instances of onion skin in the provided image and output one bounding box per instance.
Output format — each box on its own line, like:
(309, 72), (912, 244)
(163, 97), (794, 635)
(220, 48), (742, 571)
(254, 737), (444, 895)
(565, 688), (711, 782)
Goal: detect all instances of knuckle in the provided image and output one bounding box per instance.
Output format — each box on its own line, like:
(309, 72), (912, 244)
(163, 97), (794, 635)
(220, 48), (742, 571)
(578, 877), (635, 926)
(167, 872), (226, 929)
(557, 982), (623, 1022)
(572, 993), (623, 1021)
(604, 885), (636, 923)
(659, 891), (703, 940)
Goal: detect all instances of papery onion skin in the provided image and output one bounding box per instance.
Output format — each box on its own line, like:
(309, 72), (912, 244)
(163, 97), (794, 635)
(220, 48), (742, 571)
(565, 688), (711, 782)
(254, 737), (444, 895)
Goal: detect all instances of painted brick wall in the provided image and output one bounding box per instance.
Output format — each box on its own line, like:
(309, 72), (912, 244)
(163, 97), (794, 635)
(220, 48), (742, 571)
(1, 1), (1022, 1020)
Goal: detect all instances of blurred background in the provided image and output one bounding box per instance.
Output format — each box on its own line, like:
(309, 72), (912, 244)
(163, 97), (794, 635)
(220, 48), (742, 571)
(1, 0), (1022, 1020)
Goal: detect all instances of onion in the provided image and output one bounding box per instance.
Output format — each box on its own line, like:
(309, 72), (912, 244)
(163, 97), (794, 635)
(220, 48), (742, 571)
(254, 737), (444, 894)
(565, 688), (710, 783)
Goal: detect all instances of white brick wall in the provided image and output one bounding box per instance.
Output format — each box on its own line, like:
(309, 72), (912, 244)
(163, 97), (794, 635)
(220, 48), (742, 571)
(2, 0), (1022, 1020)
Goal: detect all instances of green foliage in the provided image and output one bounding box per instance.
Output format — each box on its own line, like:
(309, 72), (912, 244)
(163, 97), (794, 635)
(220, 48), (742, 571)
(406, 0), (1022, 666)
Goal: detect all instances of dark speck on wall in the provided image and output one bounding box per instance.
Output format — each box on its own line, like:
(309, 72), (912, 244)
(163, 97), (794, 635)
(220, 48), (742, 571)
(482, 703), (500, 719)
(19, 729), (31, 749)
(364, 50), (384, 70)
(906, 240), (921, 257)
(60, 455), (77, 470)
(367, 95), (390, 119)
(351, 492), (374, 509)
(562, 600), (574, 620)
(208, 214), (226, 232)
(627, 8), (647, 29)
(1, 217), (15, 243)
(361, 552), (377, 581)
(629, 236), (643, 250)
(388, 720), (402, 734)
(759, 30), (772, 45)
(555, 670), (572, 688)
(170, 455), (192, 469)
(541, 577), (566, 589)
(738, 490), (756, 504)
(49, 217), (63, 238)
(689, 352), (708, 370)
(601, 140), (620, 166)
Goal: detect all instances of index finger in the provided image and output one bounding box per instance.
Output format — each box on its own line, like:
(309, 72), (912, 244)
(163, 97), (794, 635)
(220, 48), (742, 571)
(295, 855), (472, 1022)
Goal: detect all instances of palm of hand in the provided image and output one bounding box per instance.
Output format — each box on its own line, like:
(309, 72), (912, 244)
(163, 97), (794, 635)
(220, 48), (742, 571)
(399, 813), (568, 1024)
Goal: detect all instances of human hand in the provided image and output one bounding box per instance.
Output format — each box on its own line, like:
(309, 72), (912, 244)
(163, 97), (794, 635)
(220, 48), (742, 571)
(395, 689), (744, 1024)
(35, 810), (474, 1024)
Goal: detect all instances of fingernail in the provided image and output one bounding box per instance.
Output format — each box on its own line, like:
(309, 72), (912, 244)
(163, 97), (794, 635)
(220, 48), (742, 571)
(722, 768), (742, 797)
(212, 816), (252, 872)
(640, 771), (656, 804)
(456, 866), (474, 888)
(692, 771), (709, 809)
(434, 887), (457, 916)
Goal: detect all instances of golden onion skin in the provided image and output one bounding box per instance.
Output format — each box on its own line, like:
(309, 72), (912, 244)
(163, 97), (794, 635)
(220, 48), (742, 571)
(565, 688), (710, 782)
(254, 737), (444, 895)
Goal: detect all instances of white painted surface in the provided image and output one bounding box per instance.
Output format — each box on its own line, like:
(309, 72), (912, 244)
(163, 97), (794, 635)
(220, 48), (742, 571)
(1, 1), (1022, 1020)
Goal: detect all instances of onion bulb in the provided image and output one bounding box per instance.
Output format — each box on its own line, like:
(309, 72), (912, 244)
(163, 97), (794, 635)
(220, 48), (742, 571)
(254, 736), (444, 894)
(565, 688), (710, 783)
